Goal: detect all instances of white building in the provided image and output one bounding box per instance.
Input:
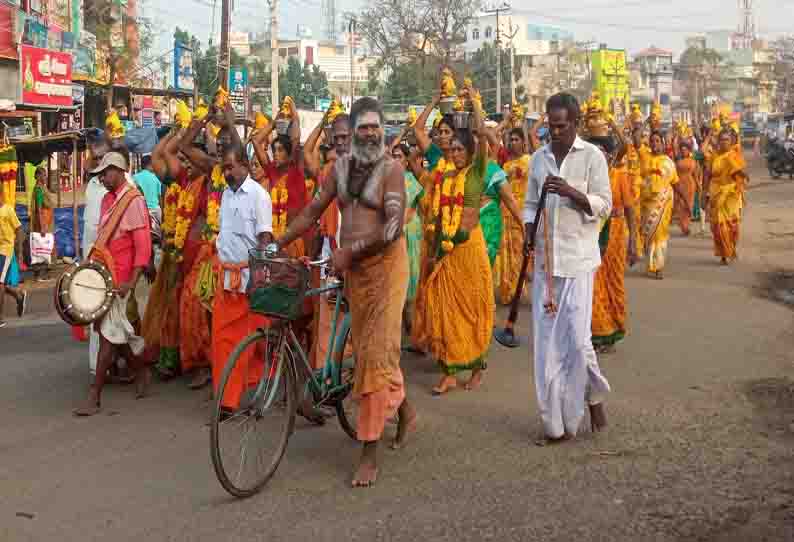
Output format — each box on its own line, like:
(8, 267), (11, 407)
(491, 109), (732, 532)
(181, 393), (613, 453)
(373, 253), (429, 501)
(464, 11), (573, 56)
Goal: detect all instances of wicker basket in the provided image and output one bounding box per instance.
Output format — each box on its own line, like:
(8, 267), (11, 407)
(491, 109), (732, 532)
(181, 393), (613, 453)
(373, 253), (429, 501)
(247, 249), (308, 320)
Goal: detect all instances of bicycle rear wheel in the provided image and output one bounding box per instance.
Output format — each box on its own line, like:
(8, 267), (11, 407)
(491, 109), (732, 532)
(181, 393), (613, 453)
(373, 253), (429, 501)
(210, 327), (296, 498)
(333, 327), (359, 441)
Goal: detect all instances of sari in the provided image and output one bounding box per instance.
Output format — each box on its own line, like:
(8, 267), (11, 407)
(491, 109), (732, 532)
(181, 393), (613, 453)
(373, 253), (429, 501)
(496, 153), (530, 305)
(30, 185), (54, 234)
(674, 157), (698, 235)
(592, 165), (633, 346)
(404, 171), (424, 302)
(641, 153), (679, 274)
(626, 143), (646, 259)
(708, 148), (746, 261)
(413, 149), (495, 375)
(478, 161), (508, 266)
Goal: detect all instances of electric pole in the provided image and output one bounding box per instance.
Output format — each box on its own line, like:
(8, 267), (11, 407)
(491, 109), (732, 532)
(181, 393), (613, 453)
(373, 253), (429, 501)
(504, 19), (519, 104)
(484, 2), (510, 112)
(219, 0), (231, 90)
(270, 0), (279, 117)
(349, 17), (356, 106)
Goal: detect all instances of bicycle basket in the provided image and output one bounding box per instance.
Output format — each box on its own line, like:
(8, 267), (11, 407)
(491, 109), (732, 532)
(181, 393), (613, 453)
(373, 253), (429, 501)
(247, 249), (309, 320)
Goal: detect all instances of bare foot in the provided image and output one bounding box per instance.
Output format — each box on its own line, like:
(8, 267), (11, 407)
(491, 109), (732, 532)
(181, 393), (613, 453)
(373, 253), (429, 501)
(135, 367), (152, 399)
(589, 403), (608, 432)
(534, 433), (572, 446)
(463, 369), (484, 391)
(432, 375), (457, 396)
(187, 368), (211, 390)
(351, 442), (378, 488)
(390, 400), (417, 450)
(74, 388), (101, 416)
(720, 257), (728, 266)
(596, 344), (616, 355)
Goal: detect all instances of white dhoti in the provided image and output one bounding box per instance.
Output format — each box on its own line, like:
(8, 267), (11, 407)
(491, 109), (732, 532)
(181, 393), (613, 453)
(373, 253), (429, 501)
(532, 267), (610, 439)
(99, 293), (145, 355)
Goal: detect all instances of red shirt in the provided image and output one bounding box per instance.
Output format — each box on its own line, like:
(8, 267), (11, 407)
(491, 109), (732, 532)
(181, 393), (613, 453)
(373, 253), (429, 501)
(99, 184), (151, 285)
(263, 162), (307, 213)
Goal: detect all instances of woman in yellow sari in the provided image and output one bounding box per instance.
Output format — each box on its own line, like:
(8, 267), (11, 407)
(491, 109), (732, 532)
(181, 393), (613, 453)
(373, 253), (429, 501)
(494, 129), (531, 305)
(704, 128), (746, 264)
(589, 136), (637, 353)
(412, 94), (495, 395)
(641, 132), (688, 279)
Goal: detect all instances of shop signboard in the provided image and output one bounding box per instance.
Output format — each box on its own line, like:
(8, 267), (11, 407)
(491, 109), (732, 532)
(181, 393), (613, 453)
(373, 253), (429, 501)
(228, 67), (248, 120)
(19, 45), (73, 107)
(173, 43), (194, 91)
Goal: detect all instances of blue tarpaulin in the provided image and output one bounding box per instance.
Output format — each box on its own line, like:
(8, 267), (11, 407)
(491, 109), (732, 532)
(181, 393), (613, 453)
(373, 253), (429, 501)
(16, 204), (86, 260)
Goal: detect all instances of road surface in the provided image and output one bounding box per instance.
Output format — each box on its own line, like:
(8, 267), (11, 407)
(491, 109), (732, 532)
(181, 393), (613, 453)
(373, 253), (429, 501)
(2, 162), (794, 542)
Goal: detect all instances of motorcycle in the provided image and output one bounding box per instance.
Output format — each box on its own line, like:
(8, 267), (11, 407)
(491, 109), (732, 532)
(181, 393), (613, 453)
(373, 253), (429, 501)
(766, 137), (794, 179)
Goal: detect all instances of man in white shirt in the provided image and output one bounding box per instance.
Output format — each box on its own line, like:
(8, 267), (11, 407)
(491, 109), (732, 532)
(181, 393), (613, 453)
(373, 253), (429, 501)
(523, 93), (612, 443)
(211, 144), (273, 411)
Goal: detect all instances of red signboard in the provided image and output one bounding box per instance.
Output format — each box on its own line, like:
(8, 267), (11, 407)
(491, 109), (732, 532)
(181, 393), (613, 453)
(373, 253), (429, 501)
(19, 45), (73, 107)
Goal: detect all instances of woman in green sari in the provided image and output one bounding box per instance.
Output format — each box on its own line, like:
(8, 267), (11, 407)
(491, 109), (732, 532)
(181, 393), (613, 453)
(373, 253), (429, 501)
(391, 142), (424, 337)
(478, 160), (522, 266)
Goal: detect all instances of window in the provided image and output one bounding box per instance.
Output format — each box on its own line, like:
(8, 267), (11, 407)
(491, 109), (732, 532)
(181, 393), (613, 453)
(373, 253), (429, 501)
(472, 28), (480, 40)
(484, 26), (492, 39)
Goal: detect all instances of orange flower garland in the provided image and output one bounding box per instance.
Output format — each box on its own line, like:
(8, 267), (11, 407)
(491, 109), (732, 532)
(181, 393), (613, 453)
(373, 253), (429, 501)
(271, 174), (289, 238)
(203, 165), (226, 241)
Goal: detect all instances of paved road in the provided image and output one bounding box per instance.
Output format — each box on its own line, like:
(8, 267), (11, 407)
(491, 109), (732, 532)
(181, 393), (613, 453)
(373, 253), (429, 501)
(3, 163), (794, 542)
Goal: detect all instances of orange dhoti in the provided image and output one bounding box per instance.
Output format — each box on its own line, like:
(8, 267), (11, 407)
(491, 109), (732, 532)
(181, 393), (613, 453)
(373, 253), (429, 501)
(346, 240), (409, 442)
(211, 270), (269, 410)
(179, 241), (213, 373)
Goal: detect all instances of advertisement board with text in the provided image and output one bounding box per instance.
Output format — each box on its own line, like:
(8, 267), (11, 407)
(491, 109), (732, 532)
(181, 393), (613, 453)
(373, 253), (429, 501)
(19, 45), (73, 107)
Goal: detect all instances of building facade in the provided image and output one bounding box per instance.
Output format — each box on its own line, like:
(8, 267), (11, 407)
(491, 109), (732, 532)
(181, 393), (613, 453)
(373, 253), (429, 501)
(630, 47), (674, 121)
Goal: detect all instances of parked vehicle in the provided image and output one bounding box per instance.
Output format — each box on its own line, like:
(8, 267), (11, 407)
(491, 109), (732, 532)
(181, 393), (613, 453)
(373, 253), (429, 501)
(766, 137), (794, 179)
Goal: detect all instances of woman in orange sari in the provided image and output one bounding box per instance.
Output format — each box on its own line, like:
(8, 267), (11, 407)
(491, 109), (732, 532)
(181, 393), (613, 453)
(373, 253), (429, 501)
(673, 141), (700, 236)
(703, 128), (747, 264)
(589, 135), (637, 353)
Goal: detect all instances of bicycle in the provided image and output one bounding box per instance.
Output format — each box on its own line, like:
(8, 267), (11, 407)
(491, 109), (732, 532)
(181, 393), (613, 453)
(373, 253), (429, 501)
(209, 249), (357, 498)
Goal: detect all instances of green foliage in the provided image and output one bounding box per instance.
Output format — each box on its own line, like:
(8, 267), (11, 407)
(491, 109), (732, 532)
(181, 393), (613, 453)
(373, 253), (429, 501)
(278, 57), (330, 109)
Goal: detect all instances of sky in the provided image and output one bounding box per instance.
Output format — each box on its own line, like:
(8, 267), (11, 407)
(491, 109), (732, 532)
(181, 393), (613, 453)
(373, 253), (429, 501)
(142, 0), (793, 65)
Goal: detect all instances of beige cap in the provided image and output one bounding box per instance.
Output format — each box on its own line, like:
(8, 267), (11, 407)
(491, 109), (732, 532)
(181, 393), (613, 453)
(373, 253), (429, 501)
(90, 151), (128, 174)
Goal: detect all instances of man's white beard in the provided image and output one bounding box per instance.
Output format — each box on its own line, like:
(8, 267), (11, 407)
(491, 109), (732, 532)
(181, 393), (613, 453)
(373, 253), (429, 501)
(351, 137), (385, 165)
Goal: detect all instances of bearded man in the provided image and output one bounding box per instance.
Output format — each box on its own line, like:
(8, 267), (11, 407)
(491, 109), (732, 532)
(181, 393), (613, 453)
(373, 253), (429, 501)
(275, 97), (416, 488)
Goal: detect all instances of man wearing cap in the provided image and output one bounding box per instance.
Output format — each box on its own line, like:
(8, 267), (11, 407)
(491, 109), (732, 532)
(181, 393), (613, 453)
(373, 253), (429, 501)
(74, 152), (153, 416)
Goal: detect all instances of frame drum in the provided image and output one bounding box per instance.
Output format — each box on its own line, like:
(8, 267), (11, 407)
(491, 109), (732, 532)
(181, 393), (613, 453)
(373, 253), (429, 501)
(55, 261), (116, 326)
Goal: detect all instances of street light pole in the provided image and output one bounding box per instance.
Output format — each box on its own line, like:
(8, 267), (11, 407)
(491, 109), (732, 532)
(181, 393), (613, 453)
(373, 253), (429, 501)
(269, 0), (280, 117)
(485, 2), (510, 112)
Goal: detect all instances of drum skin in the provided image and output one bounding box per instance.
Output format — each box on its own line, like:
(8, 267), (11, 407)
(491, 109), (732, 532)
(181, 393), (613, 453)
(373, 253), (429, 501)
(55, 261), (116, 326)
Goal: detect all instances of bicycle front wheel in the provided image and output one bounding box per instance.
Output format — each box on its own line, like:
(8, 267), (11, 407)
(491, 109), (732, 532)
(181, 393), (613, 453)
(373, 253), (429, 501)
(210, 327), (296, 498)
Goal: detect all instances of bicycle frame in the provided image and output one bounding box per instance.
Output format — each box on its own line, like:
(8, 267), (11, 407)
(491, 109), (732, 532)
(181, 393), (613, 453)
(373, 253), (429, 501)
(281, 280), (353, 404)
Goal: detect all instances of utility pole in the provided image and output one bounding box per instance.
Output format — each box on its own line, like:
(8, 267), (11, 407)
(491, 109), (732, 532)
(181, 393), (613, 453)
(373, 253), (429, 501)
(348, 17), (356, 106)
(484, 2), (510, 112)
(505, 19), (519, 104)
(269, 0), (279, 117)
(219, 0), (231, 91)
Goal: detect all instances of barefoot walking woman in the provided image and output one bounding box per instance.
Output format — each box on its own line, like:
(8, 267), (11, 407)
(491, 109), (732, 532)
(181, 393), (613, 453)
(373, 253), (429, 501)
(412, 86), (495, 395)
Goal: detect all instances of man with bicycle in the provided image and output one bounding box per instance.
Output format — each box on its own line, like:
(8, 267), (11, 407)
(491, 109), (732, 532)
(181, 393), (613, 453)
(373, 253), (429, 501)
(275, 97), (416, 488)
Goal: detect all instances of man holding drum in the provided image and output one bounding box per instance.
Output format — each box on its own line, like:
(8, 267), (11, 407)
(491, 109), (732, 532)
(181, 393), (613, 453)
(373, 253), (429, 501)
(74, 152), (153, 416)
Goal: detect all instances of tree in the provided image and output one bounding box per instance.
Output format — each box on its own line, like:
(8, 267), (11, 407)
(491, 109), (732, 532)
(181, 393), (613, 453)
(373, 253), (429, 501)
(358, 0), (478, 70)
(278, 57), (331, 109)
(85, 0), (156, 109)
(678, 46), (724, 123)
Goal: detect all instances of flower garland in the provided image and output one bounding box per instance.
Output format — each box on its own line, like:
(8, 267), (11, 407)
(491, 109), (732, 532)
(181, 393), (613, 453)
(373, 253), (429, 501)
(305, 177), (316, 203)
(504, 155), (529, 204)
(203, 165), (226, 241)
(271, 174), (289, 238)
(162, 183), (181, 240)
(426, 157), (456, 234)
(439, 168), (467, 252)
(174, 190), (195, 252)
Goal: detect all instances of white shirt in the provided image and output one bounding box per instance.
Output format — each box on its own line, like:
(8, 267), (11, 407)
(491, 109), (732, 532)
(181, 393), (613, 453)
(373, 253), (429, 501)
(523, 136), (612, 278)
(82, 176), (108, 259)
(216, 175), (273, 292)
